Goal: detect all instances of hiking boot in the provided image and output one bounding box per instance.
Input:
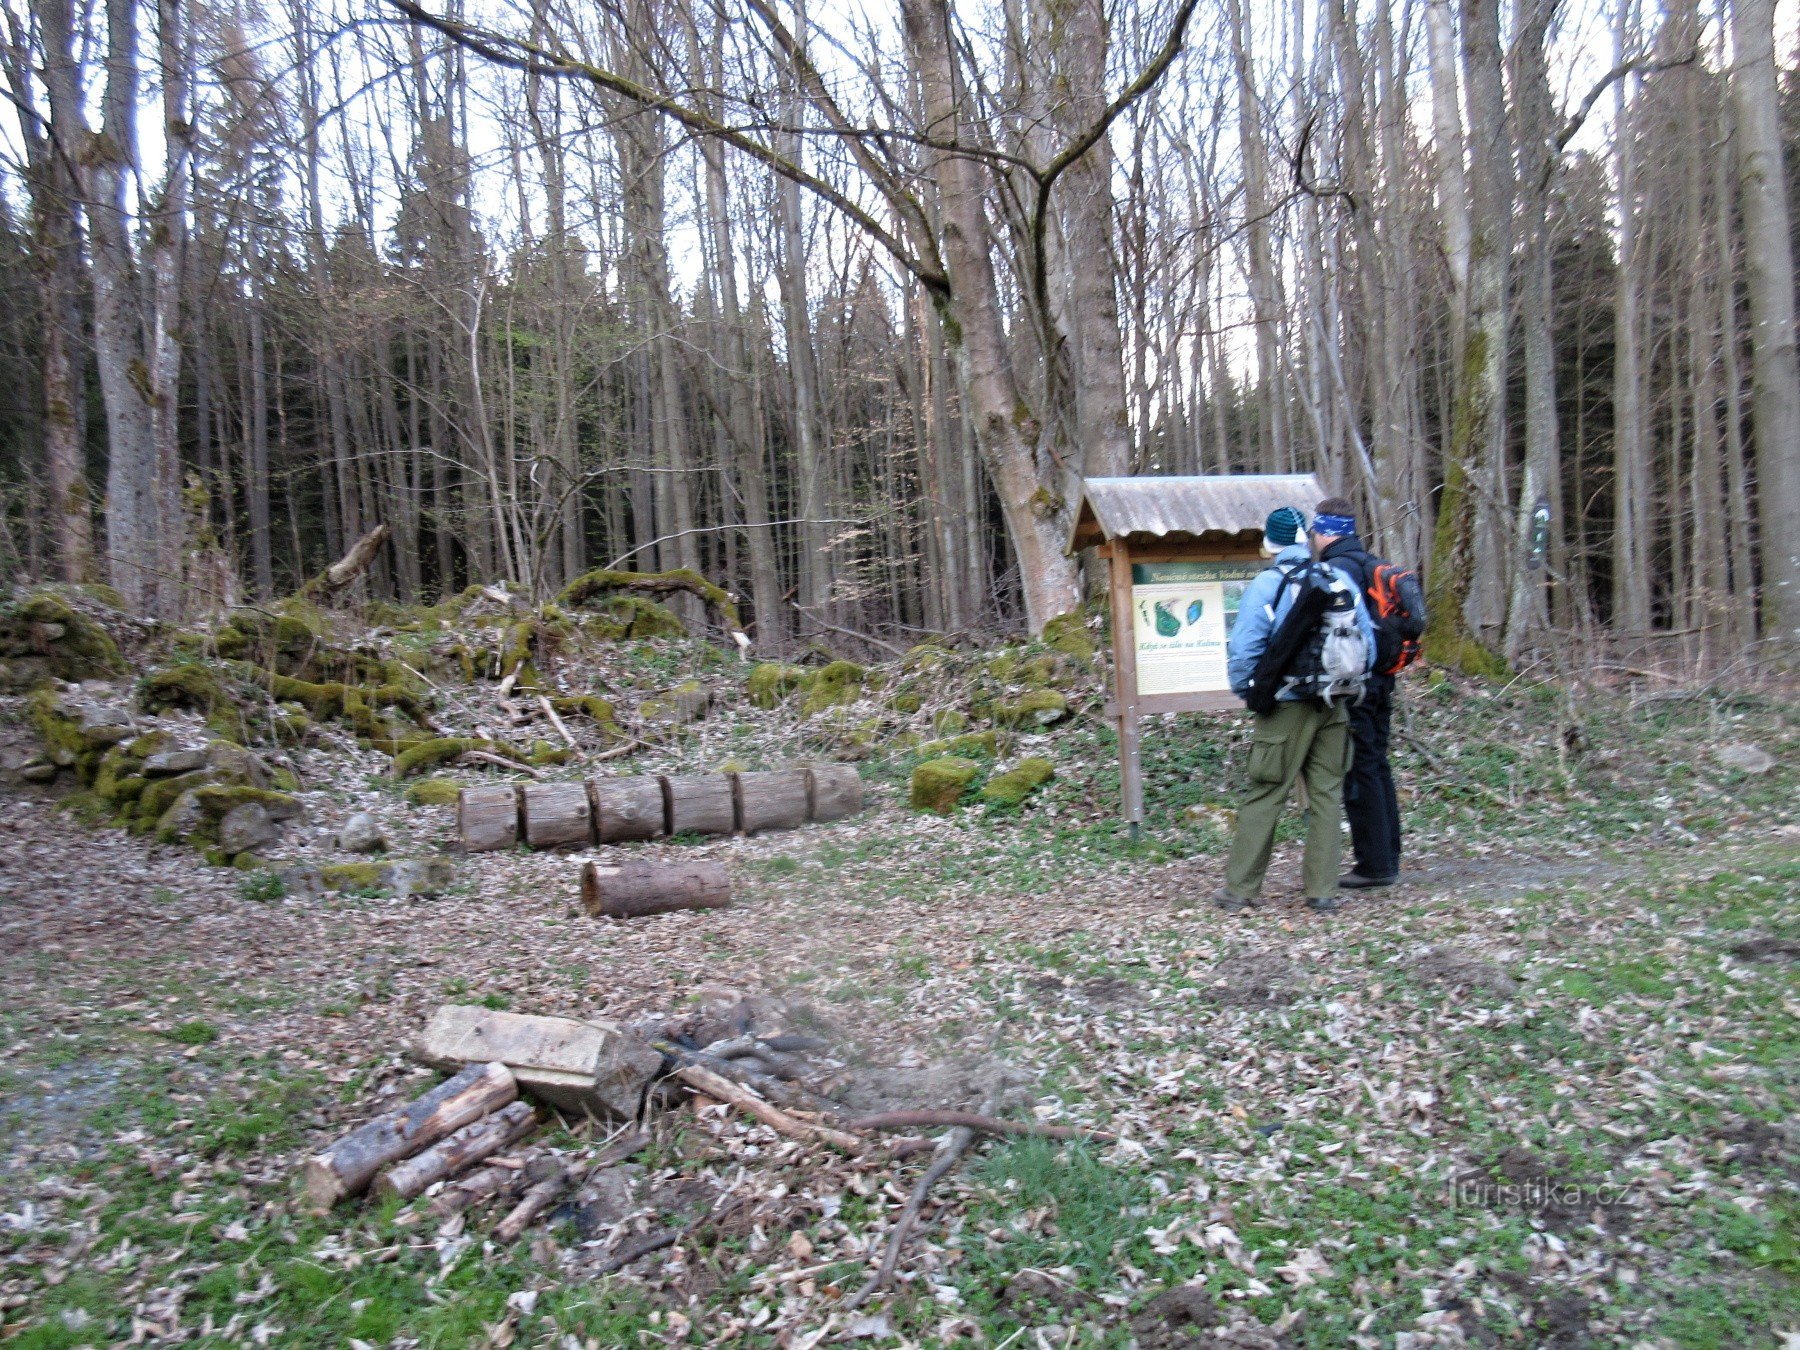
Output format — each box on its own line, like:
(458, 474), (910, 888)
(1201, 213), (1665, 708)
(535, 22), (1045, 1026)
(1338, 870), (1398, 890)
(1306, 895), (1341, 913)
(1211, 887), (1257, 913)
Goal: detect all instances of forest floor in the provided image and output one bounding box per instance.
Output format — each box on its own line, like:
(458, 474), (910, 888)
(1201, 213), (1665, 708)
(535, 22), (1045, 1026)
(2, 620), (1798, 1348)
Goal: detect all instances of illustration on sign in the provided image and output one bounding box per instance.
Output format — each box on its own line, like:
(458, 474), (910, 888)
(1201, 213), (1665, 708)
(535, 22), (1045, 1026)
(1129, 562), (1265, 696)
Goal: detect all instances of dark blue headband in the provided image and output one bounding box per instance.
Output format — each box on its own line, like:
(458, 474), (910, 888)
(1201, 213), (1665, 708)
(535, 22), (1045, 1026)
(1313, 513), (1356, 536)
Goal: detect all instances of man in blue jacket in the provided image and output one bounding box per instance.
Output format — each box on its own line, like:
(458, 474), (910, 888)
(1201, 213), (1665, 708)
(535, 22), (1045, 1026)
(1213, 506), (1376, 914)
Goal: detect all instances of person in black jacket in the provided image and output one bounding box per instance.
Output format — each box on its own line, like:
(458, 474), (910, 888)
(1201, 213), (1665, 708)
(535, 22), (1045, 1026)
(1309, 498), (1401, 888)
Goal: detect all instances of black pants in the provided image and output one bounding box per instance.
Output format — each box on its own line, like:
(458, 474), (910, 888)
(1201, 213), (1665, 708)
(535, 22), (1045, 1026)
(1345, 679), (1401, 878)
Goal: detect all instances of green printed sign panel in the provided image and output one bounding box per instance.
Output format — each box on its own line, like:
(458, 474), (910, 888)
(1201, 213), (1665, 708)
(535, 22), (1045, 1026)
(1128, 561), (1265, 696)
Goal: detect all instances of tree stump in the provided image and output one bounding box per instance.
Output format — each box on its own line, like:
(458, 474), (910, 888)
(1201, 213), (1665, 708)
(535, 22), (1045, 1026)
(807, 765), (864, 822)
(591, 778), (666, 842)
(301, 1060), (517, 1211)
(664, 775), (736, 836)
(521, 782), (594, 849)
(735, 770), (810, 834)
(581, 859), (732, 918)
(458, 785), (521, 853)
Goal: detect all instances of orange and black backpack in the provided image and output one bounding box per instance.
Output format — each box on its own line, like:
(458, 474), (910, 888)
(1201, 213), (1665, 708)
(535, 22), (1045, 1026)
(1365, 561), (1427, 675)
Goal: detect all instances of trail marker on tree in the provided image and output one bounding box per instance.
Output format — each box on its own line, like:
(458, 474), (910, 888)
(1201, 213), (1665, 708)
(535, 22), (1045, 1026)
(1068, 474), (1325, 836)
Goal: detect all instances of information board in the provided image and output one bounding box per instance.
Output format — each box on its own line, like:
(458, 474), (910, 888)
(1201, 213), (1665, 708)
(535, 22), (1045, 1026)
(1128, 561), (1266, 696)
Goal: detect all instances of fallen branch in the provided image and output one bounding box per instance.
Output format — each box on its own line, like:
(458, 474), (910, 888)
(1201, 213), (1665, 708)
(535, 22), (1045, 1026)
(299, 523), (391, 600)
(494, 1164), (569, 1243)
(590, 738), (647, 764)
(592, 1193), (750, 1277)
(537, 695), (579, 751)
(844, 1124), (978, 1310)
(654, 1041), (845, 1117)
(460, 749), (545, 778)
(845, 1110), (1117, 1144)
(672, 1063), (863, 1153)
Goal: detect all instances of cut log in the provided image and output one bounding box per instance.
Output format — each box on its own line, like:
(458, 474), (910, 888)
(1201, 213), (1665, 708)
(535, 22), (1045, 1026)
(458, 785), (521, 853)
(301, 1061), (517, 1211)
(807, 765), (864, 822)
(493, 1163), (569, 1243)
(413, 1004), (661, 1120)
(427, 1160), (520, 1219)
(591, 777), (666, 842)
(521, 781), (594, 849)
(735, 769), (810, 834)
(374, 1100), (539, 1202)
(581, 860), (731, 919)
(663, 774), (736, 836)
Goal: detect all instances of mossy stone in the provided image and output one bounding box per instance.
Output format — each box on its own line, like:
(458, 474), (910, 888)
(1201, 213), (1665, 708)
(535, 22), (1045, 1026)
(405, 777), (463, 806)
(993, 689), (1068, 728)
(746, 663), (807, 710)
(138, 771), (212, 829)
(932, 709), (969, 736)
(919, 730), (997, 759)
(319, 861), (390, 891)
(800, 660), (867, 716)
(888, 687), (923, 714)
(1042, 611), (1096, 661)
(9, 591), (127, 680)
(910, 756), (981, 813)
(979, 757), (1055, 807)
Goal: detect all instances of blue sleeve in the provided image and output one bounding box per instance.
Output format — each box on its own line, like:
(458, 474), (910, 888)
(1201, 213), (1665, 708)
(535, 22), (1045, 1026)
(1227, 570), (1280, 697)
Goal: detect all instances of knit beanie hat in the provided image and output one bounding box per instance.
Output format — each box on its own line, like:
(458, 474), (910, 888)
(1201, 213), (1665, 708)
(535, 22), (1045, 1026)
(1263, 506), (1307, 551)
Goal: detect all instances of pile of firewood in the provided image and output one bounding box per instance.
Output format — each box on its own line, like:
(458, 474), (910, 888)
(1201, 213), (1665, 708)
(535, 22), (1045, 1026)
(458, 765), (862, 852)
(300, 1001), (1113, 1275)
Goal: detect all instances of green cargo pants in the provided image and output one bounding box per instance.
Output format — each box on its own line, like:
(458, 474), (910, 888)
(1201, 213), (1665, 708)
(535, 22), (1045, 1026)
(1224, 699), (1352, 901)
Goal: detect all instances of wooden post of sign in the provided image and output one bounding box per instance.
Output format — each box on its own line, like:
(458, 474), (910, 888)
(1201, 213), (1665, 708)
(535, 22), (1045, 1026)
(1104, 543), (1145, 838)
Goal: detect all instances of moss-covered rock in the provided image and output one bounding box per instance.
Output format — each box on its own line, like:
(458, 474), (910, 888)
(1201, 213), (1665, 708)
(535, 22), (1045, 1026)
(582, 594), (687, 641)
(746, 662), (807, 710)
(138, 663), (248, 743)
(992, 689), (1068, 728)
(902, 642), (952, 673)
(1042, 611), (1096, 661)
(932, 709), (969, 736)
(800, 660), (867, 716)
(29, 685), (86, 768)
(918, 730), (998, 759)
(4, 592), (128, 681)
(888, 686), (923, 714)
(138, 771), (211, 831)
(639, 681), (710, 727)
(979, 757), (1055, 807)
(405, 776), (463, 806)
(910, 756), (981, 813)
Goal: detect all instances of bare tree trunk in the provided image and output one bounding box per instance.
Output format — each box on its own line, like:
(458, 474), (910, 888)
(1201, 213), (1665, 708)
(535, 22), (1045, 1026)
(1503, 0), (1559, 661)
(775, 0), (832, 622)
(1611, 0), (1652, 635)
(1423, 0), (1507, 674)
(146, 0), (192, 616)
(88, 0), (160, 612)
(14, 0), (92, 581)
(1730, 0), (1800, 651)
(904, 0), (1082, 632)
